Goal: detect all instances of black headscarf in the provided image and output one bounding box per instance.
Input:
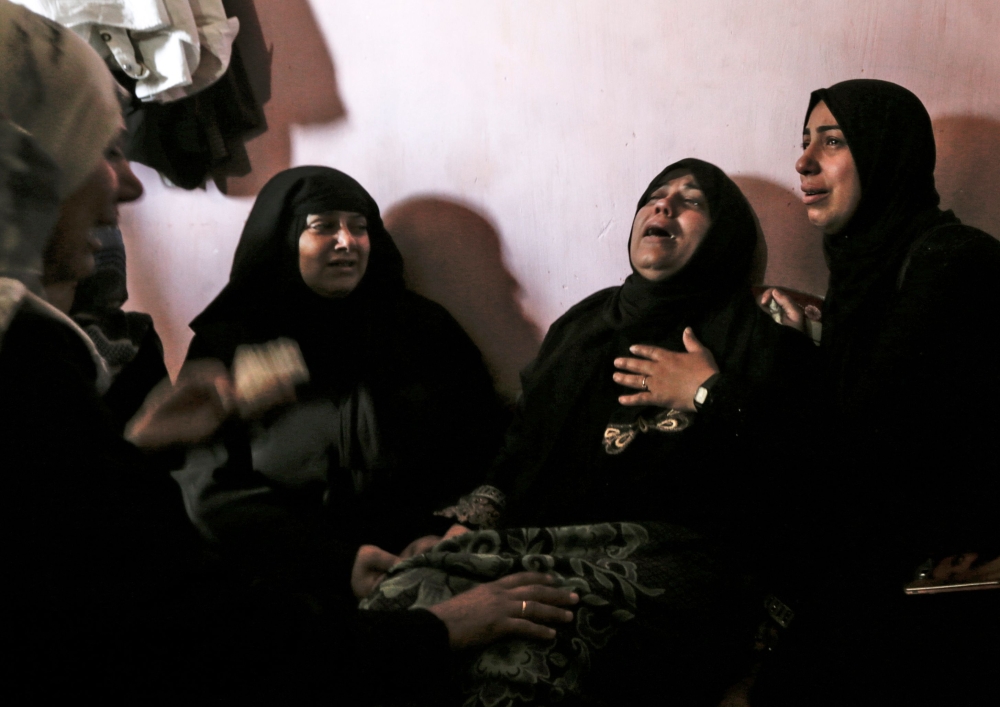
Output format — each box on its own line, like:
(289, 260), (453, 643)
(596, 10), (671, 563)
(806, 80), (953, 404)
(608, 157), (759, 330)
(189, 166), (405, 389)
(492, 159), (762, 510)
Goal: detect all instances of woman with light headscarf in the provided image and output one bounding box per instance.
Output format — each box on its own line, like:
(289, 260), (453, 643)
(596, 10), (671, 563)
(0, 3), (577, 702)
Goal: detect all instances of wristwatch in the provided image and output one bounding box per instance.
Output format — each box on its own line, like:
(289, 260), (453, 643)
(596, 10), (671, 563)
(693, 373), (721, 412)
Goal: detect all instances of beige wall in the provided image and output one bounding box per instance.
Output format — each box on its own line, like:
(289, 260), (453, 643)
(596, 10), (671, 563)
(121, 0), (1000, 396)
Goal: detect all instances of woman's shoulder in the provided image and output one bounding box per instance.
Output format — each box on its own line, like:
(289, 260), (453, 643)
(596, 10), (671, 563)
(0, 305), (97, 383)
(394, 290), (461, 327)
(546, 287), (618, 334)
(389, 290), (479, 346)
(899, 220), (1000, 301)
(908, 221), (1000, 274)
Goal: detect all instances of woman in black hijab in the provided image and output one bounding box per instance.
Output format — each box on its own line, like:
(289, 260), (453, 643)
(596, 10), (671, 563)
(366, 159), (817, 707)
(758, 79), (1000, 707)
(179, 166), (506, 597)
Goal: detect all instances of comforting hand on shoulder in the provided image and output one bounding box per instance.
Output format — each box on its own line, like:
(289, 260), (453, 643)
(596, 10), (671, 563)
(613, 327), (719, 411)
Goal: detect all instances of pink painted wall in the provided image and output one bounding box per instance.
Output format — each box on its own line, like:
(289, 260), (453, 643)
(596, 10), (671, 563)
(120, 0), (1000, 398)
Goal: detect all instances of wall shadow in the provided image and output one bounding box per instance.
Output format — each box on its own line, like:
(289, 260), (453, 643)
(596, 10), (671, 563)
(732, 175), (828, 297)
(934, 115), (1000, 240)
(383, 197), (543, 402)
(217, 0), (346, 196)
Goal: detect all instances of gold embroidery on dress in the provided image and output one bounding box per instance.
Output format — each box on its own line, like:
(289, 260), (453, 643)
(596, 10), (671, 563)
(602, 409), (692, 455)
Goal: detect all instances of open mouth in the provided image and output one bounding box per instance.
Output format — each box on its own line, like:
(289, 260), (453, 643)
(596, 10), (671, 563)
(801, 188), (829, 205)
(643, 226), (676, 239)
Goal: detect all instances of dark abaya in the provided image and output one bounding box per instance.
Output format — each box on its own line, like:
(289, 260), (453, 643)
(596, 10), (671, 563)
(180, 166), (505, 596)
(381, 160), (819, 707)
(489, 159), (816, 560)
(754, 80), (1000, 707)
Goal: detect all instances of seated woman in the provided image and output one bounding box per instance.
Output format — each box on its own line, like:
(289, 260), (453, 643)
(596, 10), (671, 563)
(365, 158), (818, 707)
(0, 4), (575, 702)
(176, 165), (507, 598)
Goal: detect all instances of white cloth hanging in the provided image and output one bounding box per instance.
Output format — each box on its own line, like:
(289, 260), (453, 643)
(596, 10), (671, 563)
(12, 0), (239, 103)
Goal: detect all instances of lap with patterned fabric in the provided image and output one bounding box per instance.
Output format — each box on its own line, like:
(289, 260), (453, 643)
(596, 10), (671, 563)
(361, 522), (756, 706)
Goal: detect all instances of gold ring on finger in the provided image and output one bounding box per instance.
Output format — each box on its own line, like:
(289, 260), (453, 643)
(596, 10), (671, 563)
(521, 600), (527, 618)
(641, 375), (649, 391)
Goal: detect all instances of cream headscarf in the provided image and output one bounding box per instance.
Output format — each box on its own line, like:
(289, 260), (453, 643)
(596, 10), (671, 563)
(0, 0), (119, 388)
(0, 0), (123, 198)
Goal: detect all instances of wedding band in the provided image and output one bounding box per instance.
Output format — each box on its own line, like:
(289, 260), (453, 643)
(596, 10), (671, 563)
(641, 376), (648, 391)
(521, 600), (527, 617)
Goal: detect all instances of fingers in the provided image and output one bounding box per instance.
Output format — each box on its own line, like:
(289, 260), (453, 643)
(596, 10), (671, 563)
(519, 602), (575, 624)
(613, 356), (653, 375)
(511, 584), (580, 608)
(494, 572), (558, 589)
(399, 535), (442, 559)
(624, 344), (667, 361)
(771, 288), (800, 314)
(611, 371), (648, 391)
(769, 289), (806, 331)
(351, 545), (400, 598)
(357, 544), (400, 573)
(682, 326), (704, 353)
(443, 524), (471, 539)
(760, 287), (776, 306)
(617, 391), (653, 406)
(497, 592), (578, 642)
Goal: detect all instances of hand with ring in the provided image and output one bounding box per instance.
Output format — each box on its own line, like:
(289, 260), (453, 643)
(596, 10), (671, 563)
(428, 572), (579, 649)
(613, 327), (720, 411)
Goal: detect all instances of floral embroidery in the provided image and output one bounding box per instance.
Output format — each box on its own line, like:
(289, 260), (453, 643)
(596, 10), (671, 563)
(435, 484), (507, 529)
(362, 522), (688, 706)
(603, 408), (692, 455)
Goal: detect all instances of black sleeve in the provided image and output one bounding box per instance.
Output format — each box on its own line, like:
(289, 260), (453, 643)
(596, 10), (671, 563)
(102, 321), (170, 429)
(367, 296), (508, 547)
(873, 227), (1000, 555)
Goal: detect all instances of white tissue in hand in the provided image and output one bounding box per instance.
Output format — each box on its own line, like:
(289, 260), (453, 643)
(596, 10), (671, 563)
(232, 338), (310, 406)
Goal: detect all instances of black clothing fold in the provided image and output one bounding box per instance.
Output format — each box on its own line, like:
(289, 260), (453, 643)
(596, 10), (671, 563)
(183, 167), (504, 595)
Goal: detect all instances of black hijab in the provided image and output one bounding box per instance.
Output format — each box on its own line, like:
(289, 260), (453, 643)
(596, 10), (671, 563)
(492, 159), (761, 501)
(189, 166), (405, 389)
(806, 80), (952, 403)
(609, 158), (758, 330)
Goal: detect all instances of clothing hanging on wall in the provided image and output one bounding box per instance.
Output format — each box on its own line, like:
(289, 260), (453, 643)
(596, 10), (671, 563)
(12, 0), (239, 103)
(119, 40), (263, 189)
